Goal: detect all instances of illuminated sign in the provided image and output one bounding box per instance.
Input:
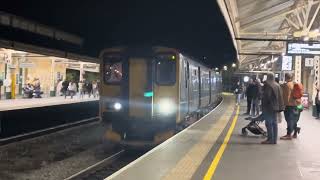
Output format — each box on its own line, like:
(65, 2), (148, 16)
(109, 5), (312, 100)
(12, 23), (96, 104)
(287, 42), (320, 55)
(305, 58), (314, 67)
(144, 91), (153, 97)
(282, 56), (292, 71)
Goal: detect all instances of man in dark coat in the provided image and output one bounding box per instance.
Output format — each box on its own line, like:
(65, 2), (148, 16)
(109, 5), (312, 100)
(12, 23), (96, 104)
(261, 73), (284, 144)
(245, 79), (254, 115)
(61, 80), (69, 98)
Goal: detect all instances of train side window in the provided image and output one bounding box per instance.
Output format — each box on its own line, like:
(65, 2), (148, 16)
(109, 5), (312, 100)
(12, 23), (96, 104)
(156, 58), (176, 85)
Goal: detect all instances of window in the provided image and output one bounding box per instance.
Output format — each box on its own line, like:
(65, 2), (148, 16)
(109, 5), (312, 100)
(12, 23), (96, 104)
(103, 55), (123, 84)
(155, 54), (176, 85)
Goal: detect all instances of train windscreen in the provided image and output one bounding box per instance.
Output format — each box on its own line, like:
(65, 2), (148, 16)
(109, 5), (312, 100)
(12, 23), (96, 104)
(103, 56), (123, 84)
(155, 54), (176, 85)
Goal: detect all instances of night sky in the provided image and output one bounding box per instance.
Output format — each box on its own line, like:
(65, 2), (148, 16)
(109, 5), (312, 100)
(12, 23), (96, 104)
(1, 0), (236, 68)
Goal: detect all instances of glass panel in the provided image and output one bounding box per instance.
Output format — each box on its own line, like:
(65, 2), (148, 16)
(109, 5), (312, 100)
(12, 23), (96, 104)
(155, 55), (176, 85)
(104, 62), (123, 83)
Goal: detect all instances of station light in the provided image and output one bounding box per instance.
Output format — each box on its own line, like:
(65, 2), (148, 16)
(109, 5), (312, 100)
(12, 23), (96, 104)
(223, 65), (228, 71)
(114, 102), (122, 111)
(232, 63), (236, 68)
(215, 67), (219, 71)
(243, 76), (250, 83)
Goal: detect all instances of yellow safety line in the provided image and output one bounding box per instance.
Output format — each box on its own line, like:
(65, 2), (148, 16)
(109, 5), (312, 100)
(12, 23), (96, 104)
(203, 106), (240, 180)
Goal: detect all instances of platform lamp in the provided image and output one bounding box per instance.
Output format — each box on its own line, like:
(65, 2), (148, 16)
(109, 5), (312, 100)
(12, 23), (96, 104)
(223, 65), (228, 71)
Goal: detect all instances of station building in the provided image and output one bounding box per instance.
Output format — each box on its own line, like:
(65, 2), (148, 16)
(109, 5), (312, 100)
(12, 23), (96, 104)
(0, 48), (99, 99)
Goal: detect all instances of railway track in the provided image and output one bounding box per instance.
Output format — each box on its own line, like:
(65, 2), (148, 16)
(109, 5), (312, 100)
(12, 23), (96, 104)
(64, 149), (145, 180)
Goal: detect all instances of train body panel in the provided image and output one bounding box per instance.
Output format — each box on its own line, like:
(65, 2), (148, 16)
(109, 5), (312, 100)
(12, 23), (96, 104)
(99, 46), (222, 147)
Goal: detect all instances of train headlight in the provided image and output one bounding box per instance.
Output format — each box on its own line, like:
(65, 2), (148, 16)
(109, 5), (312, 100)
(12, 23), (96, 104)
(114, 102), (122, 111)
(158, 99), (175, 115)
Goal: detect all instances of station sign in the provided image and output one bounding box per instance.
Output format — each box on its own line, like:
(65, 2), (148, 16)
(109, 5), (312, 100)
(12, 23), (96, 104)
(305, 58), (314, 67)
(19, 62), (35, 68)
(287, 42), (320, 55)
(282, 56), (292, 71)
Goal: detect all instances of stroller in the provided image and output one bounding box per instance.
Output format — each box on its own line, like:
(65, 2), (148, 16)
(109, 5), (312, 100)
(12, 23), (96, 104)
(241, 114), (267, 137)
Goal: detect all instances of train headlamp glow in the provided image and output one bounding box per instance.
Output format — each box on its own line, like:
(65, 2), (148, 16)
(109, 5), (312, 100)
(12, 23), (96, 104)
(114, 102), (122, 111)
(158, 99), (175, 115)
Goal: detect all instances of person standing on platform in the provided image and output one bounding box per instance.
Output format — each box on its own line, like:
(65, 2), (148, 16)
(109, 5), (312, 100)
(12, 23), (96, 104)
(67, 81), (77, 99)
(251, 77), (261, 116)
(234, 81), (243, 105)
(315, 87), (320, 119)
(281, 73), (303, 139)
(87, 81), (93, 98)
(261, 73), (284, 144)
(62, 80), (69, 98)
(92, 81), (98, 98)
(78, 80), (84, 99)
(245, 78), (255, 115)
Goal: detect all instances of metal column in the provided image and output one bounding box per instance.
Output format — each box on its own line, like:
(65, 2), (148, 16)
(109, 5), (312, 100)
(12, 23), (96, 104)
(50, 58), (56, 97)
(313, 56), (320, 116)
(4, 51), (12, 99)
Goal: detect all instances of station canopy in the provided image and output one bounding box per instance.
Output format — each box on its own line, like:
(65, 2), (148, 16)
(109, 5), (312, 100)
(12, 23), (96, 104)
(0, 48), (99, 73)
(218, 0), (320, 70)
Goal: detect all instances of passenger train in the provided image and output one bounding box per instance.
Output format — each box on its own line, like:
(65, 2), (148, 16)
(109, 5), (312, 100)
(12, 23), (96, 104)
(99, 46), (222, 147)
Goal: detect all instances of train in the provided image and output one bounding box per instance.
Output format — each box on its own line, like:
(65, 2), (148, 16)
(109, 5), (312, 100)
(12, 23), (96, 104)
(99, 46), (222, 147)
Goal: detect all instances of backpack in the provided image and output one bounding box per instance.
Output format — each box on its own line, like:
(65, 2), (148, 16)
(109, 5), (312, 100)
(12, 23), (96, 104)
(292, 83), (303, 99)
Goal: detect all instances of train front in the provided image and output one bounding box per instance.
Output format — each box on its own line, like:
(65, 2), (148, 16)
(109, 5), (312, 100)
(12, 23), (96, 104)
(100, 48), (179, 148)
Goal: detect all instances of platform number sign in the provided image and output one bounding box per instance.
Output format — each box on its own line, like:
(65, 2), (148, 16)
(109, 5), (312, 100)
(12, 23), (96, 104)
(305, 58), (314, 67)
(282, 56), (292, 71)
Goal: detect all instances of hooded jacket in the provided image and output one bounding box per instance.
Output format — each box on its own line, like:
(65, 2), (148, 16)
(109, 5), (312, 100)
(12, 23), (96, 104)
(262, 74), (285, 114)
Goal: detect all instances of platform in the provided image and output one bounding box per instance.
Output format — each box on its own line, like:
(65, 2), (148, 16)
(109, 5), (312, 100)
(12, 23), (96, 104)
(0, 96), (98, 111)
(106, 95), (320, 180)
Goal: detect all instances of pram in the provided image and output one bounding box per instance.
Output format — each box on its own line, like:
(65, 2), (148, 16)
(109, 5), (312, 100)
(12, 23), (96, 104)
(241, 114), (267, 137)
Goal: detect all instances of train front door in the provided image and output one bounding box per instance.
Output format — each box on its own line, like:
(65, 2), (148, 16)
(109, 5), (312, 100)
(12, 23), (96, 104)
(128, 58), (152, 119)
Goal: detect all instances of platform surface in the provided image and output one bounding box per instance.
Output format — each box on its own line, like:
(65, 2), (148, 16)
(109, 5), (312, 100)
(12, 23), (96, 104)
(0, 96), (98, 111)
(106, 95), (320, 180)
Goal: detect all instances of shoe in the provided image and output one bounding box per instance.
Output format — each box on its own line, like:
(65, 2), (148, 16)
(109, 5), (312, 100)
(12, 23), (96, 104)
(280, 135), (292, 140)
(261, 140), (273, 144)
(243, 112), (249, 115)
(292, 134), (297, 138)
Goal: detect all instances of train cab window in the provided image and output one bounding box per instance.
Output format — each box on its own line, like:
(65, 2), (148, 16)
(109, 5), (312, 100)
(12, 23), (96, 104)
(104, 61), (123, 84)
(155, 55), (176, 85)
